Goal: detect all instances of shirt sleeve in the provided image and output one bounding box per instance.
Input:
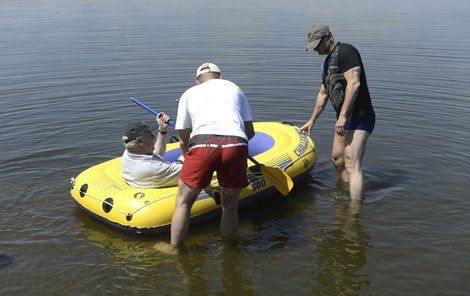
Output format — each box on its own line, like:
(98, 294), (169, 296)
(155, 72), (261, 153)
(339, 44), (362, 73)
(239, 89), (253, 122)
(154, 160), (183, 177)
(175, 91), (191, 130)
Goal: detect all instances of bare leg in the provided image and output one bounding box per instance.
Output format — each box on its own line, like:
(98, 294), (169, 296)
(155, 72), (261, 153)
(220, 187), (241, 241)
(332, 131), (349, 182)
(344, 130), (370, 201)
(171, 179), (201, 245)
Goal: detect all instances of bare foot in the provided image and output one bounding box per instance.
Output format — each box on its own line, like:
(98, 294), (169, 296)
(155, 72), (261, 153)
(153, 242), (180, 255)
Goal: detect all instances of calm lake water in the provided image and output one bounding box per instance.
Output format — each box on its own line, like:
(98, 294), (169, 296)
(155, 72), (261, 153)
(1, 0), (469, 294)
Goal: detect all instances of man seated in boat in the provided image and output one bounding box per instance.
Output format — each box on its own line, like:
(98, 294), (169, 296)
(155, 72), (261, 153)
(121, 112), (183, 188)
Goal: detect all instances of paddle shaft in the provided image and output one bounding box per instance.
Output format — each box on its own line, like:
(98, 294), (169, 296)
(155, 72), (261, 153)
(130, 97), (261, 165)
(130, 97), (176, 127)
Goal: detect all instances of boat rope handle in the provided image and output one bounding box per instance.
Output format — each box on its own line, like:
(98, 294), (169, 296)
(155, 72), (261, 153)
(71, 182), (178, 218)
(129, 192), (177, 216)
(71, 186), (129, 216)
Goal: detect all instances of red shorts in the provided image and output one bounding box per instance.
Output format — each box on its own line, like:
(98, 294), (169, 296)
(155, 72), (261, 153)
(180, 136), (249, 189)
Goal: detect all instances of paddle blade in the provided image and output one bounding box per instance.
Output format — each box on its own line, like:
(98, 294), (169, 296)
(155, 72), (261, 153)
(260, 165), (294, 196)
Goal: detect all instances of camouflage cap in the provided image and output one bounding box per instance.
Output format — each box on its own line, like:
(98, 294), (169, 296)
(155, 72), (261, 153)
(306, 24), (330, 50)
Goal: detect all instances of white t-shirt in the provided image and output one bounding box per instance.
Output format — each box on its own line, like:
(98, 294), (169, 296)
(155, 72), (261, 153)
(175, 79), (252, 139)
(121, 150), (182, 188)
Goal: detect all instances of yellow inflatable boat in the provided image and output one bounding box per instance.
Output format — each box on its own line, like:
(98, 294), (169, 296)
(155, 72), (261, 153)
(70, 122), (317, 235)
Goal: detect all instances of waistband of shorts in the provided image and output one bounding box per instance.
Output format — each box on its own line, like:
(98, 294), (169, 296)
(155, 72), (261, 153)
(188, 134), (248, 150)
(351, 114), (376, 120)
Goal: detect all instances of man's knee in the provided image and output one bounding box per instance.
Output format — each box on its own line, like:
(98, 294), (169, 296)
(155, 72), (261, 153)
(344, 147), (363, 175)
(175, 181), (199, 209)
(332, 155), (345, 169)
(346, 168), (362, 179)
(345, 160), (361, 176)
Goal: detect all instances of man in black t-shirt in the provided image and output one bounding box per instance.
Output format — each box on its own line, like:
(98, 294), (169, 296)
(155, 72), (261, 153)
(299, 25), (375, 201)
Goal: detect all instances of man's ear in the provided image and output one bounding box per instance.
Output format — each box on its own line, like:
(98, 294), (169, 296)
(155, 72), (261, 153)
(195, 78), (200, 85)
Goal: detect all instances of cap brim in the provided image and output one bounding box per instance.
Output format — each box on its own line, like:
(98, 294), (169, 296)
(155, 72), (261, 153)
(306, 38), (321, 51)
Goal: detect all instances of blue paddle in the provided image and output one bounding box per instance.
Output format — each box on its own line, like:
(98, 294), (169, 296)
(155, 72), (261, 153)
(131, 97), (176, 127)
(130, 97), (293, 195)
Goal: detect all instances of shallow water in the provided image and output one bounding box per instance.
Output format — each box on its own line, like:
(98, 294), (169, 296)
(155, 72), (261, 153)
(1, 0), (470, 294)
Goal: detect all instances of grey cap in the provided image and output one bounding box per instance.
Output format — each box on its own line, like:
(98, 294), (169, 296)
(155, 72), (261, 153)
(122, 121), (152, 143)
(306, 24), (330, 50)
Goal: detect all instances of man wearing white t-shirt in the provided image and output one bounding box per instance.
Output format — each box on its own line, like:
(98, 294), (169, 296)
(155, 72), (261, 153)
(121, 113), (183, 188)
(170, 62), (255, 247)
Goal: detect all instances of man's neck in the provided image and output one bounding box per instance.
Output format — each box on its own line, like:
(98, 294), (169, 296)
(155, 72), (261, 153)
(127, 148), (152, 155)
(328, 41), (339, 55)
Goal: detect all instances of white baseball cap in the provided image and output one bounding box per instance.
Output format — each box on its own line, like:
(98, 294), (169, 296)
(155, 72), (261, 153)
(196, 62), (221, 78)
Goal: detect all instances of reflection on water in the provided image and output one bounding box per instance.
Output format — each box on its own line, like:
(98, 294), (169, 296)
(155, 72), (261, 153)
(75, 213), (254, 294)
(219, 242), (253, 295)
(75, 217), (154, 261)
(312, 202), (370, 295)
(175, 242), (254, 295)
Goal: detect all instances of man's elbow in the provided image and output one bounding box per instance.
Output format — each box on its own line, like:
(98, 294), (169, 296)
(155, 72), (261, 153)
(349, 80), (361, 92)
(247, 130), (255, 140)
(244, 122), (255, 140)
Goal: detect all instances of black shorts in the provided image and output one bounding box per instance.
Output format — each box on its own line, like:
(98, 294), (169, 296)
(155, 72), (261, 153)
(345, 115), (375, 134)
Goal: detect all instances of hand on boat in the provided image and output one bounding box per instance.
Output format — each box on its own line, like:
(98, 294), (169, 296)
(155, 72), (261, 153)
(297, 121), (313, 134)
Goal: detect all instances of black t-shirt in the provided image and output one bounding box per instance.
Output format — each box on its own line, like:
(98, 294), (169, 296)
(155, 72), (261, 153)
(322, 43), (375, 118)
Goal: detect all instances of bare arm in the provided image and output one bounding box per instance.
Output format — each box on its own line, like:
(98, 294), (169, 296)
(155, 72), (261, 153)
(340, 66), (361, 118)
(298, 84), (329, 134)
(244, 120), (255, 140)
(153, 113), (171, 157)
(335, 66), (361, 136)
(178, 128), (192, 157)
